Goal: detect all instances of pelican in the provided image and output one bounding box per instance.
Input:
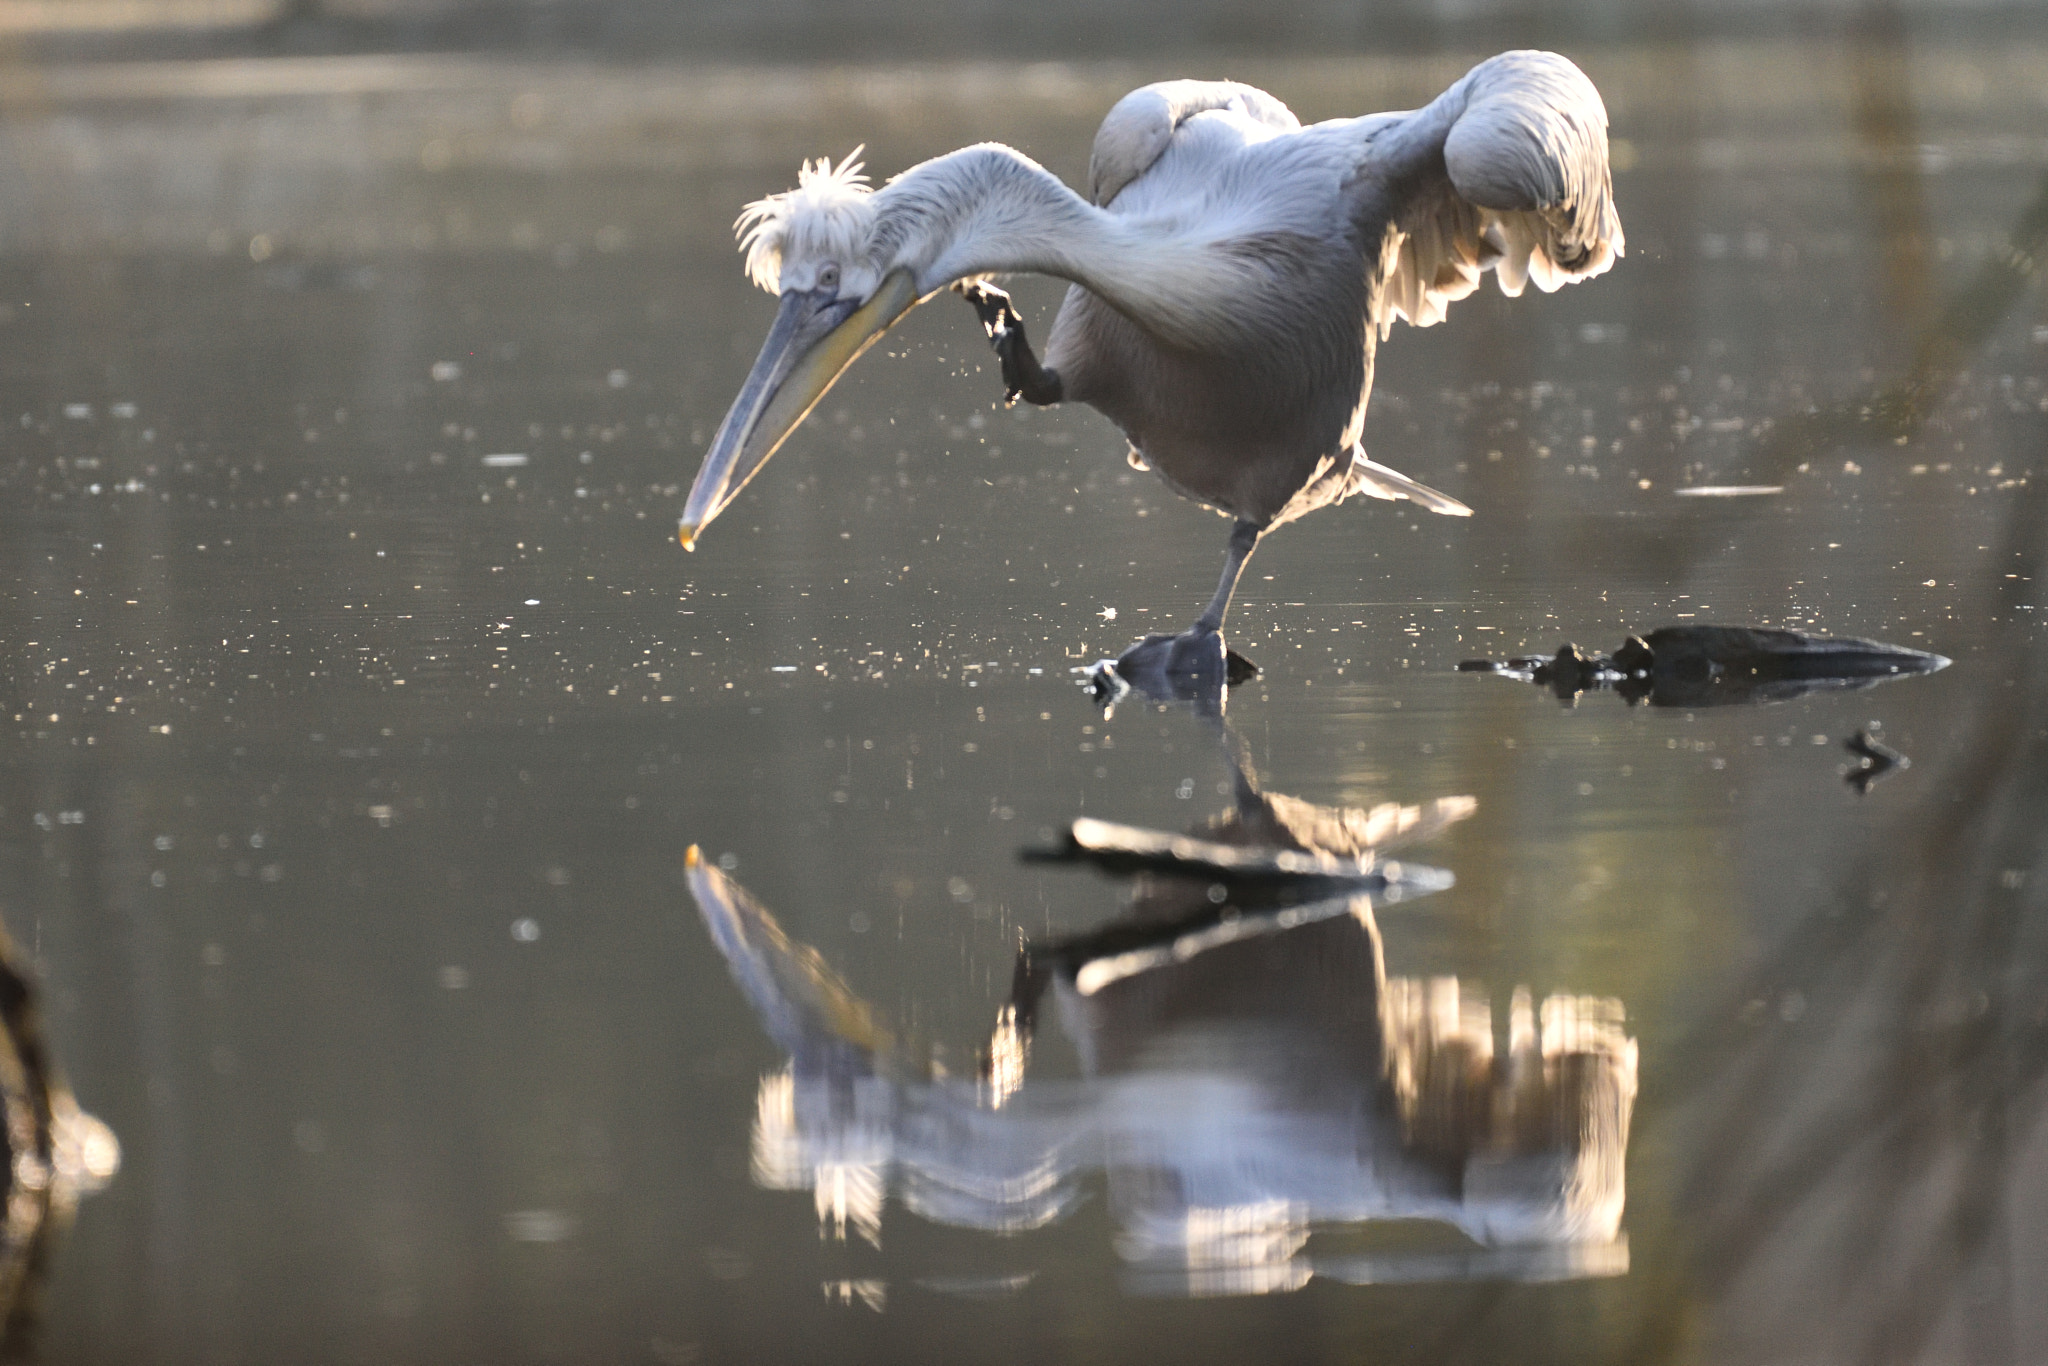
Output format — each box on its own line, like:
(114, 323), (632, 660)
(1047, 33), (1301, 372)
(682, 50), (1623, 685)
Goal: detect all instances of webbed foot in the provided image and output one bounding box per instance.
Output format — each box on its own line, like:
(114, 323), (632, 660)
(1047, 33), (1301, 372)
(1085, 629), (1257, 713)
(952, 280), (1063, 406)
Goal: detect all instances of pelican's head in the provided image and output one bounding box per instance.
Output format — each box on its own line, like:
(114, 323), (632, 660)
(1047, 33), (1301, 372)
(681, 149), (924, 548)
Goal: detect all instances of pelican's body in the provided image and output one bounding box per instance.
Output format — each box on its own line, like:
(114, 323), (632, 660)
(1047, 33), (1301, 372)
(1047, 109), (1408, 530)
(685, 51), (1623, 685)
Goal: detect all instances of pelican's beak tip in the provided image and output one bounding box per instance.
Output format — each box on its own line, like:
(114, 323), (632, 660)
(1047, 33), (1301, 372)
(678, 523), (697, 551)
(685, 844), (701, 869)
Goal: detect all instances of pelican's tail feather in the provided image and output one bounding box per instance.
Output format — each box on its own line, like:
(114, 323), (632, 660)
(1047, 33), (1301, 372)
(1345, 450), (1473, 517)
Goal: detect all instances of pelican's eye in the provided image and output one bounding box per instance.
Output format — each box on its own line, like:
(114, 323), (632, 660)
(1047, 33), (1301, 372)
(816, 262), (841, 294)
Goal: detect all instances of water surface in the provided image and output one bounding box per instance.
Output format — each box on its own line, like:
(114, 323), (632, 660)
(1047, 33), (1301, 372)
(4, 35), (2046, 1365)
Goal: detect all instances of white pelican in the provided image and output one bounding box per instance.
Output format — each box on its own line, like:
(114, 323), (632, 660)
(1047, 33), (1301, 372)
(682, 50), (1623, 686)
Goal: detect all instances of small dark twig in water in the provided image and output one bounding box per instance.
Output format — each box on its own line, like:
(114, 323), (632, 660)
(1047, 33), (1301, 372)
(1844, 729), (1908, 794)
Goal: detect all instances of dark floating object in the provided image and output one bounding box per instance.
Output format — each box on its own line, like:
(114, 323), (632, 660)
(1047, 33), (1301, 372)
(1458, 625), (1950, 707)
(1844, 728), (1910, 794)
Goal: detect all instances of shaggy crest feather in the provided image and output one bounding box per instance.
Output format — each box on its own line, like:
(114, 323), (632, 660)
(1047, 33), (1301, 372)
(735, 148), (877, 293)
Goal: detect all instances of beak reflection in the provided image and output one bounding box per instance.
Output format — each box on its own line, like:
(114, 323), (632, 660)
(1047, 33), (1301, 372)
(681, 269), (921, 549)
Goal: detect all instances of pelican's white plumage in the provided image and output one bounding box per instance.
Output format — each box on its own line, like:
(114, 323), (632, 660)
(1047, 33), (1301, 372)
(687, 50), (1624, 686)
(735, 148), (877, 295)
(1086, 80), (1301, 206)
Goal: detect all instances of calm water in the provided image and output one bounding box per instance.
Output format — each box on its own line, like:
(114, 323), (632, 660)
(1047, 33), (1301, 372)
(5, 33), (2048, 1366)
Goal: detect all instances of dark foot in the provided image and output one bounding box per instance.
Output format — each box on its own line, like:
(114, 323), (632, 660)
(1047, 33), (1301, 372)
(1085, 629), (1257, 712)
(953, 280), (1063, 406)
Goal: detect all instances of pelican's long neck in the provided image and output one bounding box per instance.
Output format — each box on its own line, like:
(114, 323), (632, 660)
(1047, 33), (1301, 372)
(873, 144), (1241, 348)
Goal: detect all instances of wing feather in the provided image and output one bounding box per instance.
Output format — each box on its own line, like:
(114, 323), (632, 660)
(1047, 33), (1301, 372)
(1345, 449), (1473, 517)
(1090, 79), (1300, 207)
(1355, 50), (1624, 338)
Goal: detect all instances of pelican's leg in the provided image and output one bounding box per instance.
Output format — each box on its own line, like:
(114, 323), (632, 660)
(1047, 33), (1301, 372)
(1101, 520), (1262, 703)
(1194, 519), (1263, 634)
(953, 281), (1063, 407)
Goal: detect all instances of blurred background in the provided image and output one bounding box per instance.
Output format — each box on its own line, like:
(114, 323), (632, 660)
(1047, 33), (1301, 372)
(2, 0), (2048, 1363)
(4, 0), (2046, 61)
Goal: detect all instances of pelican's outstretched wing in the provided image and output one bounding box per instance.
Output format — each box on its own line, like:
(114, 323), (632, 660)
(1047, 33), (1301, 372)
(1089, 80), (1300, 207)
(1347, 50), (1625, 337)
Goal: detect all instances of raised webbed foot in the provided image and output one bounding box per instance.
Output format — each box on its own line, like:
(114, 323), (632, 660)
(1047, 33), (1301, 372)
(952, 280), (1063, 407)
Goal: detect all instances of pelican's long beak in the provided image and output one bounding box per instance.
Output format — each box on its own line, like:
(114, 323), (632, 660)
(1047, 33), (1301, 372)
(680, 268), (921, 549)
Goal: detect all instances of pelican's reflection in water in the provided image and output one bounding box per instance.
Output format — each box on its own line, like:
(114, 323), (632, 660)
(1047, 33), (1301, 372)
(687, 739), (1637, 1297)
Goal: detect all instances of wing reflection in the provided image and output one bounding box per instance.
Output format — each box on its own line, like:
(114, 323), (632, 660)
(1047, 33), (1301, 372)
(687, 762), (1637, 1297)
